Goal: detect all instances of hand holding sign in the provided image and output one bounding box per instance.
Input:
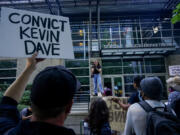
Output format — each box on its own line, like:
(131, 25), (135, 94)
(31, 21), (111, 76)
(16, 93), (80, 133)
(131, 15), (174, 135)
(25, 52), (44, 72)
(111, 97), (120, 104)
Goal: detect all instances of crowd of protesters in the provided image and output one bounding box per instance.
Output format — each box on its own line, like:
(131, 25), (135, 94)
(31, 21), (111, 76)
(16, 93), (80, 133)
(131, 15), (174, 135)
(0, 54), (180, 135)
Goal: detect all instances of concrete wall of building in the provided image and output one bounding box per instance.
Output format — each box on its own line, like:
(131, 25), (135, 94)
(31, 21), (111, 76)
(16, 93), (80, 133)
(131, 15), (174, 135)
(166, 54), (180, 65)
(17, 58), (64, 84)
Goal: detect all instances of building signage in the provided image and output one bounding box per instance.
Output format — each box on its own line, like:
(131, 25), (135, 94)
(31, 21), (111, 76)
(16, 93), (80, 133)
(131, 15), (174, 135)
(103, 43), (171, 49)
(0, 7), (74, 59)
(169, 65), (180, 76)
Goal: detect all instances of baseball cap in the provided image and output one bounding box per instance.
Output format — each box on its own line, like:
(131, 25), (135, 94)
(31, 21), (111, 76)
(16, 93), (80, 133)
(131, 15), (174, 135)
(166, 76), (180, 91)
(140, 77), (163, 100)
(30, 65), (81, 109)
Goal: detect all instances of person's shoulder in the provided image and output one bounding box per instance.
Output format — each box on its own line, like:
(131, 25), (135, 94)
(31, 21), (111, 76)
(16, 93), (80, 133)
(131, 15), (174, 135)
(128, 102), (144, 112)
(21, 121), (77, 135)
(127, 102), (147, 121)
(130, 91), (139, 98)
(65, 128), (76, 135)
(128, 92), (139, 104)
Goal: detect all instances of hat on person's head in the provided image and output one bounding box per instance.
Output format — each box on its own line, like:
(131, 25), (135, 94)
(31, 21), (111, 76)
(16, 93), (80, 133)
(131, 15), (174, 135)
(166, 76), (180, 92)
(140, 77), (163, 100)
(30, 65), (81, 109)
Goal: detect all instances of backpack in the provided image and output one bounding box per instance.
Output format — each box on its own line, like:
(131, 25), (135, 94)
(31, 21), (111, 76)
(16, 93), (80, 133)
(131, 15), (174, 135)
(171, 98), (180, 119)
(138, 101), (180, 135)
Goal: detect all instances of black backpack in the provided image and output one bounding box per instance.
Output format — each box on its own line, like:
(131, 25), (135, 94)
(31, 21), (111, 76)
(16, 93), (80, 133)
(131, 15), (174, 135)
(138, 101), (180, 135)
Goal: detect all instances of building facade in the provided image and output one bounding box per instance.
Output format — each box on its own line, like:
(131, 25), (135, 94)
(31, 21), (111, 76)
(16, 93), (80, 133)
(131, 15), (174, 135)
(0, 0), (180, 103)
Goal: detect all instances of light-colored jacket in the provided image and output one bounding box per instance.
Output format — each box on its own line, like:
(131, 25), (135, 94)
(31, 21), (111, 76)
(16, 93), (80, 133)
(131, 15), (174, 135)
(124, 100), (165, 135)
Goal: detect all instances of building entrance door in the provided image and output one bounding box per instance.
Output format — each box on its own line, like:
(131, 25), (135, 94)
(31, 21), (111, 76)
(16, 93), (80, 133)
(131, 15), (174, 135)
(103, 76), (123, 97)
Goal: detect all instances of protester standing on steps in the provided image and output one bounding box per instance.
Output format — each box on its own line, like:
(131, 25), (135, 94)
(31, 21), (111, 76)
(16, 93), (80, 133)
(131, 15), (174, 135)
(91, 60), (104, 96)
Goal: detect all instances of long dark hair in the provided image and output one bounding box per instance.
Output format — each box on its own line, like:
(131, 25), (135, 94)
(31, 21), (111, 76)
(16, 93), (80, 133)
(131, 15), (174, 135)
(88, 98), (109, 135)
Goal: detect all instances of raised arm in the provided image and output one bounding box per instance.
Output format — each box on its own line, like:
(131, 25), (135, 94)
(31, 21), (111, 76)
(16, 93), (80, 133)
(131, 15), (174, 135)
(4, 53), (42, 102)
(112, 97), (130, 110)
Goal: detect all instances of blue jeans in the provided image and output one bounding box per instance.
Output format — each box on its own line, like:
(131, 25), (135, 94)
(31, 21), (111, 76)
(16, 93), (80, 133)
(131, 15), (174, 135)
(93, 74), (103, 94)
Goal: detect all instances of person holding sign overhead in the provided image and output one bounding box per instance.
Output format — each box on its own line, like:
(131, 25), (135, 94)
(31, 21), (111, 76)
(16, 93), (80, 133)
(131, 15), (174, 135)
(0, 53), (81, 135)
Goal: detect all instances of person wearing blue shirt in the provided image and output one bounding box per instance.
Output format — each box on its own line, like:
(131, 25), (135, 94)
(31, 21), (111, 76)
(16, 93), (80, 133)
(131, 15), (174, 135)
(112, 76), (144, 110)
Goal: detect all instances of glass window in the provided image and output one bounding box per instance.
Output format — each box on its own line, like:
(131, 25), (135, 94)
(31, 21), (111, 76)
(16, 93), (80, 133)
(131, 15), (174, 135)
(0, 79), (15, 84)
(0, 60), (17, 69)
(77, 77), (89, 85)
(111, 25), (119, 32)
(114, 77), (123, 97)
(146, 66), (166, 73)
(100, 33), (110, 39)
(0, 70), (16, 77)
(101, 40), (111, 48)
(71, 26), (84, 33)
(102, 67), (122, 75)
(123, 59), (144, 74)
(145, 58), (165, 66)
(112, 32), (119, 39)
(74, 52), (88, 59)
(73, 41), (83, 47)
(92, 33), (98, 40)
(65, 60), (89, 68)
(70, 68), (89, 76)
(102, 59), (122, 66)
(124, 66), (144, 74)
(120, 27), (133, 48)
(124, 76), (134, 84)
(125, 85), (136, 96)
(0, 60), (17, 84)
(104, 78), (112, 90)
(162, 30), (172, 37)
(72, 33), (84, 40)
(112, 40), (120, 46)
(161, 22), (171, 30)
(92, 25), (97, 32)
(100, 25), (110, 32)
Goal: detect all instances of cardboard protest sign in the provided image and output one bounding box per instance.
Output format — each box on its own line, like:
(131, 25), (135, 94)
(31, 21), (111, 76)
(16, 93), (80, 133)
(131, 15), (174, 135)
(0, 7), (74, 59)
(169, 65), (180, 76)
(103, 96), (128, 132)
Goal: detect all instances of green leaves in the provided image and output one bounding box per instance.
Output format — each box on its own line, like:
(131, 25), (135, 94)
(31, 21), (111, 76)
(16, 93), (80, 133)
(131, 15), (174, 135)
(171, 3), (180, 24)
